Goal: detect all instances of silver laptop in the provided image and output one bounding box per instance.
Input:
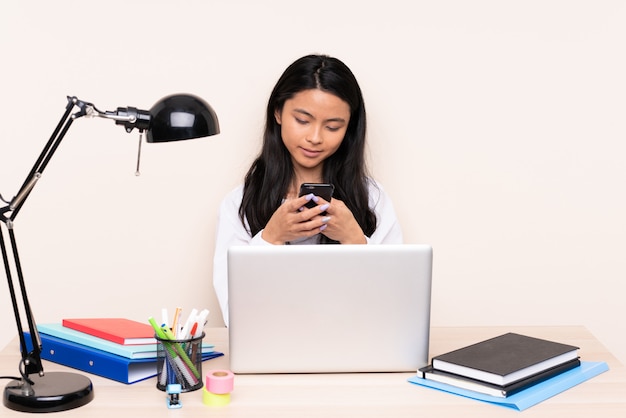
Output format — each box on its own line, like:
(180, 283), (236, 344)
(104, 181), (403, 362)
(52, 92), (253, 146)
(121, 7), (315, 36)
(227, 244), (433, 374)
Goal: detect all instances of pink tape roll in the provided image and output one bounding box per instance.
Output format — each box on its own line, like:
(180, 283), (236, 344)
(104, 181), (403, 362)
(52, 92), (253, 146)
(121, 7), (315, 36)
(205, 370), (234, 394)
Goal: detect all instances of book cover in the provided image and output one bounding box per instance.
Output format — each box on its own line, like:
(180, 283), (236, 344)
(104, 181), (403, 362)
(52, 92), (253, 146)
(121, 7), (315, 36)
(409, 361), (609, 411)
(24, 331), (223, 384)
(62, 318), (156, 345)
(431, 332), (579, 386)
(419, 358), (581, 398)
(37, 323), (215, 360)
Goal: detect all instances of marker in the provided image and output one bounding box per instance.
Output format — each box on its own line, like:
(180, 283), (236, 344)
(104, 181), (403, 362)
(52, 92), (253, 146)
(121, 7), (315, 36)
(148, 317), (168, 340)
(194, 309), (210, 338)
(161, 308), (169, 329)
(180, 308), (198, 340)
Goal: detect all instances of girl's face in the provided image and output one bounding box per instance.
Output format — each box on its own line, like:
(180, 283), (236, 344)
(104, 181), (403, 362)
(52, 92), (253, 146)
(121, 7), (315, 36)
(275, 89), (350, 180)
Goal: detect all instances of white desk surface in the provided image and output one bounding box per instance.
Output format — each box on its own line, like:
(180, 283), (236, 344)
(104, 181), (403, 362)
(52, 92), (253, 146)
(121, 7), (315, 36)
(2, 325), (625, 417)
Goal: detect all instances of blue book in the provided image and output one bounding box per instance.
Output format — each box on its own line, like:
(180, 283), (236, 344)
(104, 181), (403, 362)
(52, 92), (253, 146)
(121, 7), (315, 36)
(408, 361), (609, 411)
(37, 323), (215, 359)
(24, 331), (223, 384)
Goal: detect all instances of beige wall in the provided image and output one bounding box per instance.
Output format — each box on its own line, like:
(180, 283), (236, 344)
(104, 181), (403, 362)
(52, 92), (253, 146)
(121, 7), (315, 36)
(1, 1), (625, 364)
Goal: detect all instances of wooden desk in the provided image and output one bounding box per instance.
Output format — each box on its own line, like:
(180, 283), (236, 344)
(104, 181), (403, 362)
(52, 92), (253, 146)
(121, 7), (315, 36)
(2, 326), (625, 417)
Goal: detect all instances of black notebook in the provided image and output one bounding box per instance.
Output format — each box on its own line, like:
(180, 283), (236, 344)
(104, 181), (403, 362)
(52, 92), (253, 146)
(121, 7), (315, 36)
(431, 333), (579, 386)
(420, 358), (581, 398)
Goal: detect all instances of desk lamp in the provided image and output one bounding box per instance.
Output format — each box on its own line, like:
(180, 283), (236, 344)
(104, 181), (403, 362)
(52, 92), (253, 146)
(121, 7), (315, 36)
(1, 94), (219, 412)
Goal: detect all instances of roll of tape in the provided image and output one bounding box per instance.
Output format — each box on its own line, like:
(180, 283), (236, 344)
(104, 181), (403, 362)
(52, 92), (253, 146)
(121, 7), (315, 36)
(202, 387), (231, 406)
(205, 370), (235, 394)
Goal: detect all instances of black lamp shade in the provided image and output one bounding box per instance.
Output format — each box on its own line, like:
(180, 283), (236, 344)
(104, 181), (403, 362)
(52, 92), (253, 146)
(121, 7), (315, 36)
(147, 94), (220, 142)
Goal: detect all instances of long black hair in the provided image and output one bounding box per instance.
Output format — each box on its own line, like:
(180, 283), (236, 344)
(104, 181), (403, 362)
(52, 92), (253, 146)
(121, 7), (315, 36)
(239, 54), (377, 242)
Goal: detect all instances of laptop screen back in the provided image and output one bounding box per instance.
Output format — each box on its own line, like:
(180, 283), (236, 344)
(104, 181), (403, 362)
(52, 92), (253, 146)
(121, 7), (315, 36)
(227, 244), (433, 374)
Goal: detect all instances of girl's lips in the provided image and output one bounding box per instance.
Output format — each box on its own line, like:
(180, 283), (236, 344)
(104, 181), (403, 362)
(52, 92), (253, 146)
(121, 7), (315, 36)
(300, 147), (322, 158)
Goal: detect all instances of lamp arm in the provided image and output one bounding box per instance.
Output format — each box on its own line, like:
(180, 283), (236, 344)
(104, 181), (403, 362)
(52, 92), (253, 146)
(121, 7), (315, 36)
(0, 95), (150, 380)
(0, 97), (83, 378)
(5, 98), (75, 218)
(5, 97), (151, 218)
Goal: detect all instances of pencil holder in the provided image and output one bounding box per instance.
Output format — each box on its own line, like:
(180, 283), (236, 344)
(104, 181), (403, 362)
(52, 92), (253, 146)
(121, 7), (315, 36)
(156, 332), (205, 392)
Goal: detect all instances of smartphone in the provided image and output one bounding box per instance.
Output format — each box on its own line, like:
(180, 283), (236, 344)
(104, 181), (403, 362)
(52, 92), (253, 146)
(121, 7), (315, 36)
(298, 183), (335, 209)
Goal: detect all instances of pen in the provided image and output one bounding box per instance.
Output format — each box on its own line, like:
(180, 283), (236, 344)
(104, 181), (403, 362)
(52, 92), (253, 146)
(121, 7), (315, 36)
(171, 307), (182, 336)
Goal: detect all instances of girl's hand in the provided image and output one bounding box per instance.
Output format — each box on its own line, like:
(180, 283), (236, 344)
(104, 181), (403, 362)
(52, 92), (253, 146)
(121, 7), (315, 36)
(317, 197), (367, 244)
(261, 194), (332, 244)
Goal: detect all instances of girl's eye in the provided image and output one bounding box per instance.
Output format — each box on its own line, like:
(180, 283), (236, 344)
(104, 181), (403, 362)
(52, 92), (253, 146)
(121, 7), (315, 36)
(327, 126), (340, 132)
(295, 118), (308, 125)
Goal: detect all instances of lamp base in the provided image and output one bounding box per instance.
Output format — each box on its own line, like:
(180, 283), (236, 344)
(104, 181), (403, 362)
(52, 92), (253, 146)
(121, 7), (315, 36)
(3, 372), (94, 413)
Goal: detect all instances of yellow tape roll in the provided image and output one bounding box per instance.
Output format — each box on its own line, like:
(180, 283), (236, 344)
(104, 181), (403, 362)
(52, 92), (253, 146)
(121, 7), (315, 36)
(202, 387), (231, 406)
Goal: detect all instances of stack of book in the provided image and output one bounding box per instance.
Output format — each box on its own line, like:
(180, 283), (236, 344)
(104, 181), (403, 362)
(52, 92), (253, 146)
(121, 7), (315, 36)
(418, 333), (581, 398)
(24, 318), (222, 384)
